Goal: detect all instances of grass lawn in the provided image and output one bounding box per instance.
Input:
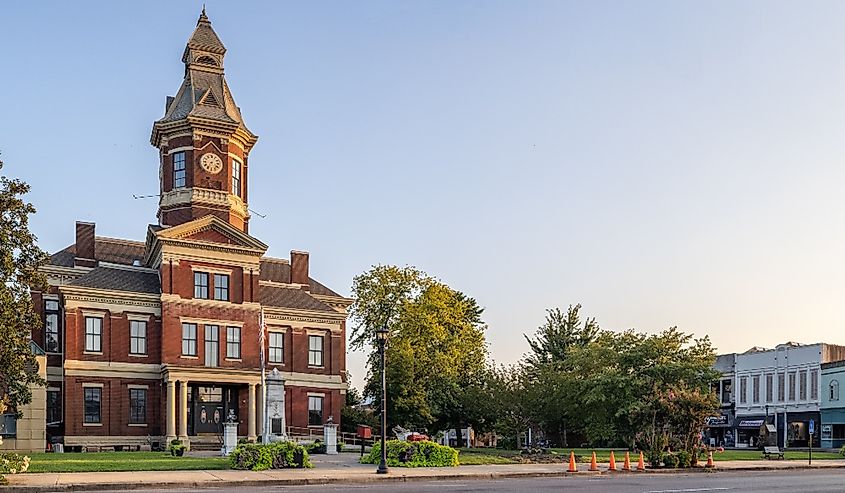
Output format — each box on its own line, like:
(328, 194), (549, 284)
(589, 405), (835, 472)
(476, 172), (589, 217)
(25, 452), (230, 473)
(457, 447), (843, 465)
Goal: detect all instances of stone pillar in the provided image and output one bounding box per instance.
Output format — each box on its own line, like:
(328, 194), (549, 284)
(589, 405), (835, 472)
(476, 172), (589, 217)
(248, 383), (257, 441)
(178, 380), (189, 442)
(256, 384), (264, 439)
(166, 380), (176, 442)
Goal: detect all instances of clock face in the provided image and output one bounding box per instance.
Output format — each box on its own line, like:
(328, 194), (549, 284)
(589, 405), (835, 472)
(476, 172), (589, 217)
(200, 152), (224, 174)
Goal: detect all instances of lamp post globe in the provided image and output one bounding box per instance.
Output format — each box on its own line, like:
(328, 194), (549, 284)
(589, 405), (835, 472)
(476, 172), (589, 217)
(375, 327), (389, 474)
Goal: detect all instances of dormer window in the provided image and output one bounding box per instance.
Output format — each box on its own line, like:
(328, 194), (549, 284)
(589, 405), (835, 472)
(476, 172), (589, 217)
(195, 55), (219, 67)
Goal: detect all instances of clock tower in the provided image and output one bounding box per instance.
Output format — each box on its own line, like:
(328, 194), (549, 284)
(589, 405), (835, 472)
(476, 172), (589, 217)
(151, 8), (258, 233)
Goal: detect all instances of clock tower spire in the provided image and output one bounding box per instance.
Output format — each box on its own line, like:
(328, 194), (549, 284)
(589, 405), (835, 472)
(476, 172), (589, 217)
(151, 8), (258, 232)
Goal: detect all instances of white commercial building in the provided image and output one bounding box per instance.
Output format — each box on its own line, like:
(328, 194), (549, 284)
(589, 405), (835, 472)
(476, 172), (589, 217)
(732, 342), (845, 448)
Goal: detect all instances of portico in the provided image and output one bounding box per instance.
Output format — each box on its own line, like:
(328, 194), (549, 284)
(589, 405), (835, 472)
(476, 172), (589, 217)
(164, 368), (262, 446)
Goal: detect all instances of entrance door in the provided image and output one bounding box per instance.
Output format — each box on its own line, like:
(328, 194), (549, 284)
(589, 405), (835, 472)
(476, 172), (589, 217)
(194, 386), (224, 434)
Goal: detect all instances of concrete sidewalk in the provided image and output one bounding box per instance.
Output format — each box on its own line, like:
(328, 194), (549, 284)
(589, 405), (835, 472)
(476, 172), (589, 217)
(3, 456), (845, 492)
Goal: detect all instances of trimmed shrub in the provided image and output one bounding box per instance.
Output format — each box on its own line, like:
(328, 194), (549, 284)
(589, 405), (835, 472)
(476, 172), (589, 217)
(0, 452), (30, 484)
(230, 441), (313, 471)
(361, 440), (458, 467)
(676, 450), (692, 468)
(662, 453), (679, 468)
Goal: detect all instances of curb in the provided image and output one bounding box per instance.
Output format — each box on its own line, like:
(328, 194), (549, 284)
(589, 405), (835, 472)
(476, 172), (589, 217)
(3, 464), (844, 492)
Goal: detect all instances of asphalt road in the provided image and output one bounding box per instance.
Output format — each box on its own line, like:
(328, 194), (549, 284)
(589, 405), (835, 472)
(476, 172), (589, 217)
(93, 470), (845, 493)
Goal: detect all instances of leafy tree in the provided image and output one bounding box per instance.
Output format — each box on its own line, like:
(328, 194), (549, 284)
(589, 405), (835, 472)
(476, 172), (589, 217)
(349, 266), (488, 445)
(524, 304), (599, 369)
(340, 387), (378, 435)
(0, 158), (48, 417)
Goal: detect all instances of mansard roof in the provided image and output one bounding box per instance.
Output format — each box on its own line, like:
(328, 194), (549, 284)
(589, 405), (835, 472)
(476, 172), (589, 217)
(259, 257), (343, 298)
(68, 266), (161, 294)
(152, 9), (256, 148)
(260, 285), (338, 314)
(50, 237), (146, 267)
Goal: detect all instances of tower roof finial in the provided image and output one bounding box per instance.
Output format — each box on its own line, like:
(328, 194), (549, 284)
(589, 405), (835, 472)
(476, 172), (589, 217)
(198, 4), (209, 24)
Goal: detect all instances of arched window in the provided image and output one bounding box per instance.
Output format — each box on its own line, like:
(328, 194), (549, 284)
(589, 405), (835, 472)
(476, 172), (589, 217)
(195, 55), (219, 67)
(830, 380), (839, 401)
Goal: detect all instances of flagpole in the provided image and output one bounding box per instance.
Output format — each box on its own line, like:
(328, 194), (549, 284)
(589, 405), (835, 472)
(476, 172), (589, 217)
(260, 308), (269, 444)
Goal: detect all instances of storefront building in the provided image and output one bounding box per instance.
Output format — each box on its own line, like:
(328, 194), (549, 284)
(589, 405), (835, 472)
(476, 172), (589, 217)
(820, 361), (845, 449)
(731, 342), (845, 449)
(705, 353), (736, 447)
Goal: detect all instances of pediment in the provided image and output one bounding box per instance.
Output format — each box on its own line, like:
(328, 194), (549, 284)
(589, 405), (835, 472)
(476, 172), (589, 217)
(155, 215), (268, 251)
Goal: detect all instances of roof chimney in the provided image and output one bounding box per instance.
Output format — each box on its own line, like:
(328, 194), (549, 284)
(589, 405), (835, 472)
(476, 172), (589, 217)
(290, 250), (310, 289)
(74, 221), (97, 268)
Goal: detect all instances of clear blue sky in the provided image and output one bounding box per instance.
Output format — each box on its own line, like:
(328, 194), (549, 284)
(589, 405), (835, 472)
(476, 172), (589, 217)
(3, 1), (845, 390)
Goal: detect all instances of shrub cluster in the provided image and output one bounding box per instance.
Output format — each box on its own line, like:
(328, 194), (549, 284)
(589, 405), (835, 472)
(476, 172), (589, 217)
(361, 440), (458, 467)
(229, 441), (313, 471)
(0, 452), (30, 484)
(661, 450), (693, 468)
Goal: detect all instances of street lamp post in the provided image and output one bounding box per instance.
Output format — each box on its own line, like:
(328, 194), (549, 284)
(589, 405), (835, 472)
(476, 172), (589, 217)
(376, 327), (389, 474)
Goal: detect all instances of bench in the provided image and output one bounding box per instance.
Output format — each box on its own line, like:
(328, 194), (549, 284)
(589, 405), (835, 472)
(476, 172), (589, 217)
(762, 446), (784, 460)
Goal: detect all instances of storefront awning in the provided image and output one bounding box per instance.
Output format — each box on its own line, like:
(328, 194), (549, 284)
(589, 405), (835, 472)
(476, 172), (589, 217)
(737, 419), (764, 428)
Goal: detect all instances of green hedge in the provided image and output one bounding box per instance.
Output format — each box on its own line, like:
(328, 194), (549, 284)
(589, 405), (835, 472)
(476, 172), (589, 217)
(361, 440), (458, 467)
(229, 441), (313, 471)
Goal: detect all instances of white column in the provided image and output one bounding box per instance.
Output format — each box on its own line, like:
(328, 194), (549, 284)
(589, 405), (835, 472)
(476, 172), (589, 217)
(256, 384), (264, 438)
(248, 383), (257, 441)
(178, 380), (189, 440)
(166, 380), (176, 441)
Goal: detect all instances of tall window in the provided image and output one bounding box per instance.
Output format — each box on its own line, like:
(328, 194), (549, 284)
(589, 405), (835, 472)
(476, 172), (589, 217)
(777, 373), (785, 402)
(752, 375), (760, 404)
(788, 372), (797, 401)
(799, 370), (808, 400)
(214, 274), (229, 301)
(765, 373), (773, 403)
(226, 326), (241, 359)
(45, 300), (60, 353)
(85, 317), (102, 352)
(129, 389), (146, 424)
(811, 369), (819, 400)
(232, 160), (241, 196)
(308, 335), (324, 367)
(269, 332), (284, 363)
(173, 152), (186, 188)
(739, 377), (747, 404)
(721, 379), (732, 404)
(130, 320), (147, 355)
(194, 272), (209, 299)
(182, 323), (197, 356)
(831, 380), (840, 401)
(205, 325), (219, 367)
(84, 387), (101, 423)
(308, 396), (323, 426)
(47, 390), (61, 424)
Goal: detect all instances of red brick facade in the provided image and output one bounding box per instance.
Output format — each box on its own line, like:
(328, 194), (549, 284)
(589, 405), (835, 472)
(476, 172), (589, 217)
(33, 11), (351, 450)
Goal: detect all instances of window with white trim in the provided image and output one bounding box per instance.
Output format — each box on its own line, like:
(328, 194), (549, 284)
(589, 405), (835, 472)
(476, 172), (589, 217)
(739, 376), (747, 404)
(308, 395), (323, 426)
(269, 332), (284, 363)
(85, 317), (102, 352)
(130, 320), (146, 355)
(45, 300), (60, 353)
(799, 370), (808, 400)
(226, 326), (240, 359)
(214, 274), (229, 301)
(182, 323), (197, 356)
(129, 388), (146, 424)
(205, 325), (219, 367)
(308, 335), (323, 367)
(811, 369), (819, 400)
(173, 152), (186, 188)
(232, 159), (241, 196)
(84, 387), (101, 423)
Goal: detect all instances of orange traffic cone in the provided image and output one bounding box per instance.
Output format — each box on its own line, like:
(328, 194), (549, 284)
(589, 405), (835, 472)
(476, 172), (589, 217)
(568, 451), (577, 472)
(623, 451), (631, 471)
(608, 451), (617, 471)
(637, 451), (646, 471)
(706, 451), (714, 468)
(589, 451), (598, 471)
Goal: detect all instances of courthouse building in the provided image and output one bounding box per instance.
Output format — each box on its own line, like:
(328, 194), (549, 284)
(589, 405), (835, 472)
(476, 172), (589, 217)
(29, 10), (351, 450)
